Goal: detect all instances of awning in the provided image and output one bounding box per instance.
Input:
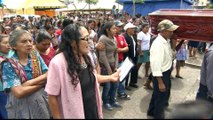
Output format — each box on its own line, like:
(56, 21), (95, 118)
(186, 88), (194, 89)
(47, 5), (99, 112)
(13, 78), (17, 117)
(17, 0), (66, 9)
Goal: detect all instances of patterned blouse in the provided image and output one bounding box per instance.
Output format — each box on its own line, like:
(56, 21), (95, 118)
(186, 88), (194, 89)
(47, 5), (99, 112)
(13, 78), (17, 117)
(0, 52), (8, 91)
(2, 51), (48, 91)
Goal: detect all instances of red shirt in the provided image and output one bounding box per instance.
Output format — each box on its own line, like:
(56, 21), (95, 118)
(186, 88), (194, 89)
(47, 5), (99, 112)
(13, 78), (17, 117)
(55, 28), (62, 36)
(40, 47), (56, 66)
(115, 35), (128, 62)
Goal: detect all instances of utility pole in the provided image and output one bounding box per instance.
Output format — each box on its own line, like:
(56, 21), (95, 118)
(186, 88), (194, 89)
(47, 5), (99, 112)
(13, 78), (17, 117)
(133, 0), (135, 17)
(180, 0), (183, 9)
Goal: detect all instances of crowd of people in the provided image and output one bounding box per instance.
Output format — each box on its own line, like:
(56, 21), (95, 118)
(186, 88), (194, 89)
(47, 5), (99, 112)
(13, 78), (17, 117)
(0, 9), (212, 119)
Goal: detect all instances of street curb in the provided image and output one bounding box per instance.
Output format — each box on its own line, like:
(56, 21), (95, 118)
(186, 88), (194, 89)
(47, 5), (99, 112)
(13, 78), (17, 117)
(185, 62), (201, 69)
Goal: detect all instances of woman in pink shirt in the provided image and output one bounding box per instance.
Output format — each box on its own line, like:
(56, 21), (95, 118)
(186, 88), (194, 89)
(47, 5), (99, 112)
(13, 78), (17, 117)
(45, 24), (119, 119)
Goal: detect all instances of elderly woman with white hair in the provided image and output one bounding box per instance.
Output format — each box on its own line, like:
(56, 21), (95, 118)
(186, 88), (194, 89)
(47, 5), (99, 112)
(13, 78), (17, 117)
(1, 29), (51, 119)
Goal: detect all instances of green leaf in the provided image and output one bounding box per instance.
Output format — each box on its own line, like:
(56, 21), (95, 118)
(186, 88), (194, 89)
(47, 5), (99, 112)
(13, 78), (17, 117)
(133, 0), (144, 3)
(85, 0), (98, 5)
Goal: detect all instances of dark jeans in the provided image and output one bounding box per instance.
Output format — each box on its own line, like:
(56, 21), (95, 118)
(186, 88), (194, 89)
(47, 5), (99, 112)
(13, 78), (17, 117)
(0, 92), (7, 119)
(100, 64), (119, 104)
(102, 82), (119, 104)
(117, 81), (126, 95)
(147, 69), (171, 119)
(117, 62), (127, 95)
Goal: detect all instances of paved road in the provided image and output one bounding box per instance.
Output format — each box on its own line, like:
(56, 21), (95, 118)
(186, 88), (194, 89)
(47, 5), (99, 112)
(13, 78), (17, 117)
(102, 63), (201, 119)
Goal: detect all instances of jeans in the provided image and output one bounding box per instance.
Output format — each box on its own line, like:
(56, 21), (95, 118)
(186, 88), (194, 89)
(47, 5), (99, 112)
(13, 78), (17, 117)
(117, 62), (126, 95)
(0, 92), (7, 119)
(101, 64), (119, 104)
(102, 82), (119, 104)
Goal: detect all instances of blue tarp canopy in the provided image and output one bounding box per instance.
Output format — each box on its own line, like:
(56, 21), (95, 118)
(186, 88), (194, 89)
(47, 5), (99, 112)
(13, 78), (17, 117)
(118, 0), (193, 4)
(118, 0), (193, 16)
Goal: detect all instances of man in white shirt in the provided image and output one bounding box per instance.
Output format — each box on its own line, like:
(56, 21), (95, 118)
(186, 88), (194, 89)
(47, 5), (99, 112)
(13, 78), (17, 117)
(147, 19), (179, 119)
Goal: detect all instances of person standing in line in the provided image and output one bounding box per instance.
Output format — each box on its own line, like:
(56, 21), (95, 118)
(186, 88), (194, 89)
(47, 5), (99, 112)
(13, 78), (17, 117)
(0, 35), (10, 119)
(123, 22), (139, 89)
(137, 23), (152, 89)
(175, 39), (188, 79)
(147, 19), (179, 119)
(97, 22), (121, 111)
(34, 29), (56, 67)
(137, 23), (151, 78)
(1, 30), (51, 119)
(112, 5), (117, 19)
(114, 20), (130, 100)
(87, 19), (98, 45)
(188, 40), (199, 57)
(45, 24), (120, 119)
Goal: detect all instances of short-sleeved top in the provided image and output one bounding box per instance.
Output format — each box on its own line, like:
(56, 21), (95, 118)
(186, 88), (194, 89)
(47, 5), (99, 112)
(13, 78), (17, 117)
(115, 34), (128, 62)
(89, 30), (97, 51)
(2, 51), (48, 91)
(79, 67), (99, 119)
(137, 31), (151, 51)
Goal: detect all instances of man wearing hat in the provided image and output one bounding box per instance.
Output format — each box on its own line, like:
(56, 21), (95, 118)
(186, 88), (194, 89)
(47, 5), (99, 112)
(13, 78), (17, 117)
(147, 19), (179, 119)
(123, 22), (139, 89)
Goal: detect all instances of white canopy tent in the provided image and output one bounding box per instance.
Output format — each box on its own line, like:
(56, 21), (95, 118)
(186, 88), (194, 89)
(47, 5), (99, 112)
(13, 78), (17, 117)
(55, 0), (123, 11)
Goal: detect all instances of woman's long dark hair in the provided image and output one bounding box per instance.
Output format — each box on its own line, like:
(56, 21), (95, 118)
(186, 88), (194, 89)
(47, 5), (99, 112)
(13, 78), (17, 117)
(101, 21), (114, 37)
(59, 24), (93, 87)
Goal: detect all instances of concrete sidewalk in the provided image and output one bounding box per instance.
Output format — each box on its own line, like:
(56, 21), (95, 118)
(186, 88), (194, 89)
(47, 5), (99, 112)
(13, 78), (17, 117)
(185, 53), (203, 68)
(103, 64), (201, 119)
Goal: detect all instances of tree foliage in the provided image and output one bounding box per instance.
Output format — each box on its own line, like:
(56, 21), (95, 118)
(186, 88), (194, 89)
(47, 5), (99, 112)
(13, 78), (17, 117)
(133, 0), (144, 3)
(85, 0), (98, 5)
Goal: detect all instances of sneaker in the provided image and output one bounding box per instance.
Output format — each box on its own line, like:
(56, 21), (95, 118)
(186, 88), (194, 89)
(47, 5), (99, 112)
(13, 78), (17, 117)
(103, 103), (113, 111)
(110, 101), (122, 108)
(118, 93), (131, 100)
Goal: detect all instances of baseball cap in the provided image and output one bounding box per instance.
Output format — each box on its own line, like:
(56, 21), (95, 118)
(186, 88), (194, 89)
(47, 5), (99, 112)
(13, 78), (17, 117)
(157, 19), (179, 32)
(114, 20), (124, 27)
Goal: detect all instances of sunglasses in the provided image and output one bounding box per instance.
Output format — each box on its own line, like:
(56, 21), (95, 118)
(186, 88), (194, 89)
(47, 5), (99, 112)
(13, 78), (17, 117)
(80, 36), (90, 42)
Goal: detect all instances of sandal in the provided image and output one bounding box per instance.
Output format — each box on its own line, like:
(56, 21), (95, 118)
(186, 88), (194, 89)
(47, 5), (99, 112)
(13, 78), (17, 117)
(175, 75), (183, 79)
(144, 83), (153, 90)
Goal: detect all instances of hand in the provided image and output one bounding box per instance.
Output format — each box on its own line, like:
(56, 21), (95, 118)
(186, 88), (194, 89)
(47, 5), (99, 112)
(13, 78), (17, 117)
(22, 81), (32, 87)
(95, 42), (105, 51)
(158, 83), (166, 92)
(139, 51), (143, 56)
(109, 70), (121, 82)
